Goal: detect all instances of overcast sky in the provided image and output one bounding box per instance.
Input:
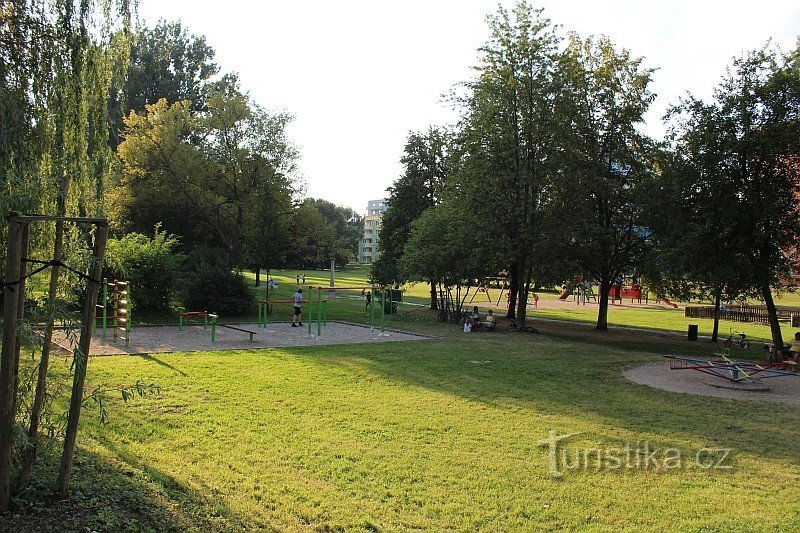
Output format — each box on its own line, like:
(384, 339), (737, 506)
(137, 1), (799, 214)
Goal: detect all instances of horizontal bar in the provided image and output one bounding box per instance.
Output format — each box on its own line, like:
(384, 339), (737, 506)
(7, 213), (107, 225)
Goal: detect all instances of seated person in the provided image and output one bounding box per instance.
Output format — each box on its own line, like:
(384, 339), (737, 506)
(484, 309), (497, 331)
(469, 306), (483, 331)
(781, 331), (800, 364)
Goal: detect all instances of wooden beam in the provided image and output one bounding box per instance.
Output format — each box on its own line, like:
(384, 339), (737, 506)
(0, 219), (24, 512)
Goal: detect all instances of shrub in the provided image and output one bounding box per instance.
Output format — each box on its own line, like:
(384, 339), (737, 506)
(104, 226), (185, 311)
(178, 263), (255, 316)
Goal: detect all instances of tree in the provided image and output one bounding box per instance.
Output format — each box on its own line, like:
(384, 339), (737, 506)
(115, 84), (298, 267)
(0, 0), (133, 508)
(661, 45), (800, 348)
(453, 1), (564, 325)
(373, 127), (449, 308)
(108, 19), (219, 147)
(559, 35), (657, 330)
(283, 201), (338, 269)
(399, 204), (488, 322)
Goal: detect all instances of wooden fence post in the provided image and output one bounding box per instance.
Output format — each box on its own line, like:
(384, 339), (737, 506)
(56, 223), (108, 496)
(0, 217), (24, 512)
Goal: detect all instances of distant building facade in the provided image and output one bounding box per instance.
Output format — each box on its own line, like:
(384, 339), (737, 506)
(359, 199), (388, 264)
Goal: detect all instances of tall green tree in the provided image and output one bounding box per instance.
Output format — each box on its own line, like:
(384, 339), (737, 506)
(453, 1), (564, 325)
(108, 19), (219, 147)
(0, 0), (133, 508)
(661, 45), (800, 347)
(116, 84), (298, 266)
(560, 35), (656, 330)
(374, 127), (449, 308)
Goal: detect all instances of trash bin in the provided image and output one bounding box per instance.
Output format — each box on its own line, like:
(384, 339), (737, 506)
(792, 313), (800, 328)
(688, 324), (698, 341)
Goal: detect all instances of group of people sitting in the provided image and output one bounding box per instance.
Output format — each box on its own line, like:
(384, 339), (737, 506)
(464, 306), (496, 332)
(780, 331), (800, 366)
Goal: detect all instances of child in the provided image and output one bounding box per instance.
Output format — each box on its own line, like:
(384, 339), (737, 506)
(532, 292), (540, 308)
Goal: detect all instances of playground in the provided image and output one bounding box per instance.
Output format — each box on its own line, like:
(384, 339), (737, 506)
(625, 360), (800, 405)
(52, 321), (431, 356)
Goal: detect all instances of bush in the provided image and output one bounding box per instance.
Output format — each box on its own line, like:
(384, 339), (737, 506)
(104, 226), (185, 311)
(178, 263), (255, 316)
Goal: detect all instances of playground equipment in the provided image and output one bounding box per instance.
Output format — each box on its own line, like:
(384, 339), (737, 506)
(177, 307), (219, 341)
(610, 284), (646, 304)
(573, 282), (596, 305)
(109, 280), (131, 346)
(663, 350), (798, 384)
(95, 278), (132, 346)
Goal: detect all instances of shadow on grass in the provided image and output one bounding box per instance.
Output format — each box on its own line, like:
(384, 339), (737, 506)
(297, 330), (800, 464)
(140, 354), (189, 377)
(2, 443), (242, 533)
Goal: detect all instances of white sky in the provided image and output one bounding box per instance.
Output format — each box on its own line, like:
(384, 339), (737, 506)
(137, 0), (799, 214)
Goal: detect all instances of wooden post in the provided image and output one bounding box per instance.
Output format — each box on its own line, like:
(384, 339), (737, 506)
(57, 223), (108, 496)
(0, 217), (24, 512)
(13, 222), (30, 409)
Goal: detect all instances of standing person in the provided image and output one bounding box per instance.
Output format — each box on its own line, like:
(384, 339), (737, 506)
(296, 273), (300, 285)
(365, 291), (372, 310)
(532, 292), (540, 308)
(292, 288), (304, 327)
(302, 273), (306, 284)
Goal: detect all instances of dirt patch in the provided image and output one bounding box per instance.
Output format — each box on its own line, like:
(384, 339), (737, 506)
(51, 321), (432, 356)
(624, 361), (800, 405)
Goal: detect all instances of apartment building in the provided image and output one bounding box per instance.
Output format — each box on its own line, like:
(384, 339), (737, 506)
(359, 199), (388, 264)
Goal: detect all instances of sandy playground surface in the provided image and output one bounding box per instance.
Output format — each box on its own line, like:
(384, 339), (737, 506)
(624, 361), (800, 405)
(52, 321), (432, 356)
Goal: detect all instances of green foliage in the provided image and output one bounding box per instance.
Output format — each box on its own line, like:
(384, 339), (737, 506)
(650, 45), (800, 345)
(108, 19), (219, 146)
(178, 264), (255, 316)
(114, 81), (298, 267)
(373, 128), (449, 285)
(104, 227), (186, 312)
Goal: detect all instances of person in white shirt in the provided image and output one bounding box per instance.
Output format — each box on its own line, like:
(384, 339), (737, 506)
(292, 288), (304, 327)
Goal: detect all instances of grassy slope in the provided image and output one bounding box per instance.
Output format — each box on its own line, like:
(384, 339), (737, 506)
(5, 325), (800, 531)
(3, 266), (799, 530)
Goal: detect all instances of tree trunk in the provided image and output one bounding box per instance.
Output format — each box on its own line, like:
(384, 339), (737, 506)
(514, 261), (528, 328)
(596, 276), (612, 331)
(254, 266), (261, 287)
(762, 283), (783, 349)
(506, 263), (518, 319)
(429, 278), (438, 310)
(711, 286), (722, 343)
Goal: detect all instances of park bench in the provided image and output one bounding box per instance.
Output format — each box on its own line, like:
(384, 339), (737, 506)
(218, 324), (258, 341)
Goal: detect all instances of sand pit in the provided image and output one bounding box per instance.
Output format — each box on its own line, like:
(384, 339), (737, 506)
(624, 361), (800, 405)
(52, 321), (432, 356)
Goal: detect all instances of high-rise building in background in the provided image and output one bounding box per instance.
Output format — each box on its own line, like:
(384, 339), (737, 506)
(359, 199), (388, 264)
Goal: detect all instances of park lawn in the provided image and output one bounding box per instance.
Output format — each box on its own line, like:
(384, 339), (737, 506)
(7, 327), (799, 531)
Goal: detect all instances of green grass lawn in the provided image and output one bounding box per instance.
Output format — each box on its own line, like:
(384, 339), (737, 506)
(5, 266), (800, 530)
(7, 326), (799, 531)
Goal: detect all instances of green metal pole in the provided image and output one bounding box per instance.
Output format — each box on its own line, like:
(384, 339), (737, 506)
(306, 291), (312, 335)
(258, 302), (263, 327)
(323, 298), (327, 326)
(317, 289), (322, 338)
(370, 287), (375, 333)
(178, 306), (185, 330)
(210, 314), (217, 342)
(381, 288), (386, 335)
